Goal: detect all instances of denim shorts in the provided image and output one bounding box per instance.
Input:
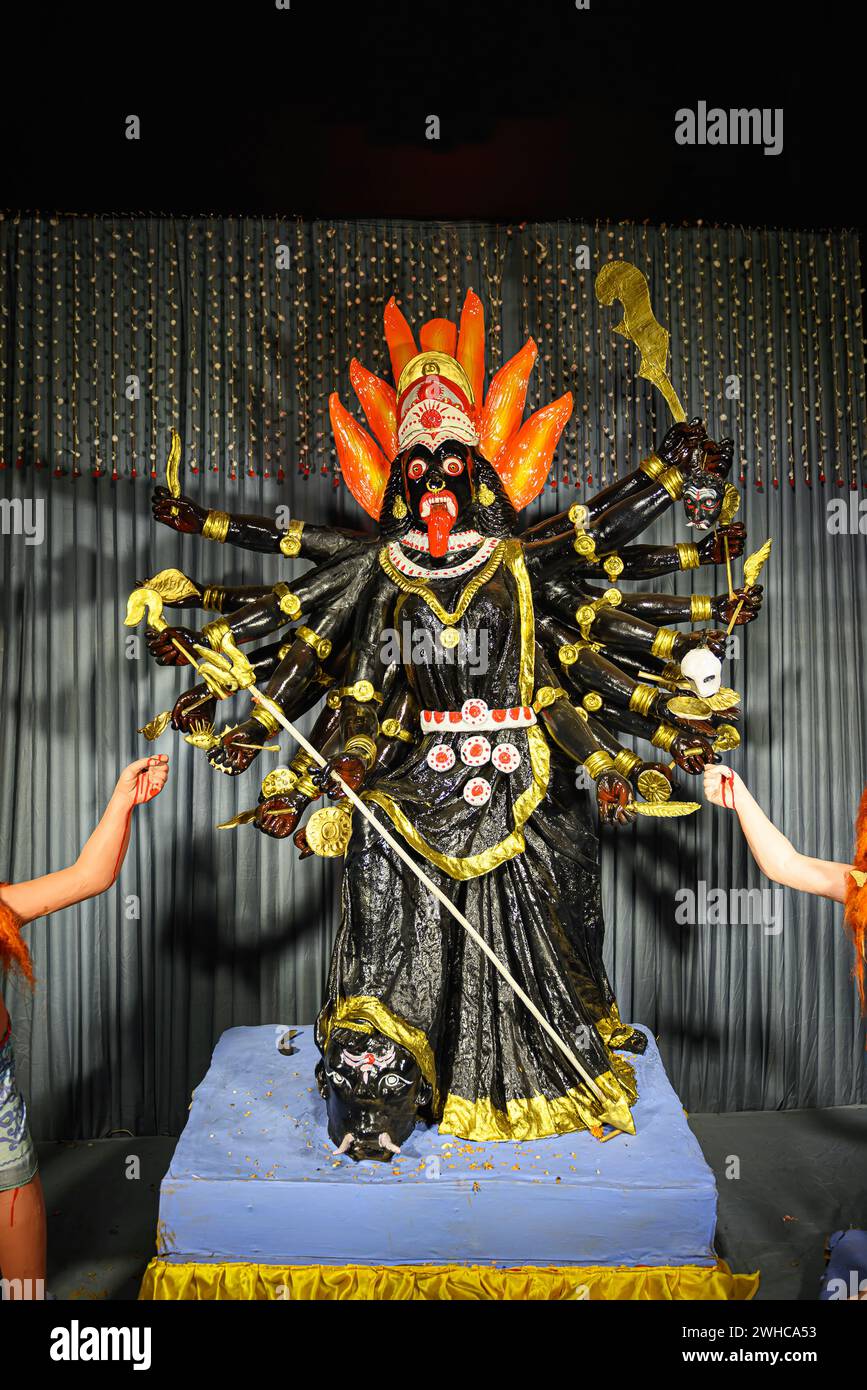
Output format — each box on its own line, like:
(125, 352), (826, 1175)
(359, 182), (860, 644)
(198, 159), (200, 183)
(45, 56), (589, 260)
(0, 1024), (38, 1192)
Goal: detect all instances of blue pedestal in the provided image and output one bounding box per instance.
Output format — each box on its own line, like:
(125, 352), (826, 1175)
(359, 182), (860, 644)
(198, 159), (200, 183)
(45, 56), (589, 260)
(155, 1024), (717, 1270)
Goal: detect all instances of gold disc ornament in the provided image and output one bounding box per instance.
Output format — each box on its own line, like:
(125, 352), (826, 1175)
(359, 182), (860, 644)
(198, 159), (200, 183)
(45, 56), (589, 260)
(636, 768), (673, 803)
(440, 626), (461, 649)
(305, 805), (353, 857)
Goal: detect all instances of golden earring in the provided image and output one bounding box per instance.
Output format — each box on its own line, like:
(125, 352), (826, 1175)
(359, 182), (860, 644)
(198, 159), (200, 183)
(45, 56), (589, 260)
(477, 483), (495, 508)
(392, 496), (407, 520)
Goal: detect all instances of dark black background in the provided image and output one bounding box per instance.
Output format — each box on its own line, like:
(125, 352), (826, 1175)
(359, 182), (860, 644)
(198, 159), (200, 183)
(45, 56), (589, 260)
(1, 0), (859, 236)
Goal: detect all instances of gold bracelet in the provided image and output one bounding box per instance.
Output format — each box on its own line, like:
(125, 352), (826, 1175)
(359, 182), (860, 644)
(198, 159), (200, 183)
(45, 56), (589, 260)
(203, 617), (231, 651)
(279, 518), (305, 558)
(676, 541), (701, 571)
(582, 691), (603, 713)
(533, 686), (567, 712)
(201, 585), (227, 612)
(690, 594), (714, 623)
(203, 509), (231, 542)
(381, 718), (414, 743)
(294, 772), (321, 799)
(651, 627), (679, 661)
(614, 748), (642, 778)
(657, 466), (684, 502)
(330, 681), (383, 705)
(296, 625), (332, 661)
(651, 722), (679, 752)
(639, 453), (665, 481)
(251, 705), (280, 735)
(584, 750), (615, 781)
(629, 683), (658, 718)
(273, 583), (302, 619)
(344, 734), (378, 769)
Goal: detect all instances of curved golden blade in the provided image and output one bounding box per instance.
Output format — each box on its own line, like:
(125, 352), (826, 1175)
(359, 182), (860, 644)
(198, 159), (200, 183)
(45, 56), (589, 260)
(595, 261), (686, 422)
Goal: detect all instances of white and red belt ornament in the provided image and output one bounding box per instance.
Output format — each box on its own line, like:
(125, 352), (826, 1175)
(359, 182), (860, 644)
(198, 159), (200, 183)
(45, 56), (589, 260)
(420, 698), (536, 734)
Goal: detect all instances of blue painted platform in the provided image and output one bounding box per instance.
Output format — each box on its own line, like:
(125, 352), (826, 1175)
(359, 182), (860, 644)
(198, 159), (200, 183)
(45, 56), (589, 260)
(156, 1025), (718, 1269)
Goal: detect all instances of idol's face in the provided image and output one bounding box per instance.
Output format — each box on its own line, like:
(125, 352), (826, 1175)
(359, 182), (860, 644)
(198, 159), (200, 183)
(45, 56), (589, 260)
(318, 1027), (431, 1162)
(401, 441), (474, 556)
(682, 469), (725, 529)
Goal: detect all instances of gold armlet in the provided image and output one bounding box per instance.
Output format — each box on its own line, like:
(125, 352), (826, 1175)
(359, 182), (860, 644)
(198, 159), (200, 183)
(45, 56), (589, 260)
(651, 722), (679, 752)
(676, 542), (701, 571)
(657, 466), (684, 501)
(650, 627), (679, 661)
(344, 735), (378, 770)
(289, 750), (320, 799)
(327, 680), (384, 707)
(690, 594), (714, 623)
(251, 705), (281, 735)
(279, 519), (305, 558)
(629, 683), (659, 718)
(273, 583), (303, 619)
(533, 686), (567, 713)
(584, 750), (616, 781)
(201, 586), (228, 612)
(296, 625), (333, 661)
(639, 453), (665, 481)
(614, 749), (642, 778)
(203, 510), (231, 542)
(603, 553), (624, 581)
(581, 691), (603, 713)
(381, 719), (414, 744)
(575, 587), (622, 640)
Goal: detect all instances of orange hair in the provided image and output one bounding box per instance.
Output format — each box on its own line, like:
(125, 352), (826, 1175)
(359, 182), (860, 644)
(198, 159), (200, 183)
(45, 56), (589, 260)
(844, 786), (867, 1019)
(0, 888), (33, 989)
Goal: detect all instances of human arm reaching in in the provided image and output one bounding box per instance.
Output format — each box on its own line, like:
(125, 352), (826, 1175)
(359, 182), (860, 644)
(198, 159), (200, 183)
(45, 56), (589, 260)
(703, 765), (855, 903)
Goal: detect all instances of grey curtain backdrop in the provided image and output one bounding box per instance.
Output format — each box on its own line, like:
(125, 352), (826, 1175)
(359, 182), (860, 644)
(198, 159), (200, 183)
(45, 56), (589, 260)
(1, 215), (865, 1139)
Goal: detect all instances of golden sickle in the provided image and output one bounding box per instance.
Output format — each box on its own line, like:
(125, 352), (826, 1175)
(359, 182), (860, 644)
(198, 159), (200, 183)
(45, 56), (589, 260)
(166, 428), (182, 518)
(249, 689), (621, 1128)
(595, 262), (686, 423)
(124, 588), (204, 671)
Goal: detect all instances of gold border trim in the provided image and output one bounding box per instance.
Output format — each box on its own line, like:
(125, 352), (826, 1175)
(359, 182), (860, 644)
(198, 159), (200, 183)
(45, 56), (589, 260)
(320, 994), (439, 1109)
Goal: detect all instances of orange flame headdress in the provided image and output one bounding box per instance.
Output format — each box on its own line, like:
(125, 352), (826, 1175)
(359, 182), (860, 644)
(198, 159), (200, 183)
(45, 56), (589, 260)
(329, 289), (573, 519)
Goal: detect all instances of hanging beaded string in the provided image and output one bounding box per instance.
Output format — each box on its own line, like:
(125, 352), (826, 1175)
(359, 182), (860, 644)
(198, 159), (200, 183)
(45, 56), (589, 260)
(602, 223), (619, 485)
(743, 230), (763, 489)
(694, 225), (712, 438)
(241, 222), (256, 480)
(659, 222), (673, 458)
(167, 225), (180, 477)
(32, 214), (47, 470)
(0, 218), (8, 469)
(711, 229), (727, 463)
(205, 224), (220, 476)
(224, 224), (239, 482)
(642, 219), (659, 451)
(107, 220), (121, 481)
(807, 235), (826, 488)
(11, 216), (27, 469)
(621, 223), (637, 480)
(840, 232), (864, 491)
(590, 220), (607, 491)
(293, 218), (310, 479)
(127, 221), (139, 479)
(273, 220), (287, 485)
(792, 232), (812, 490)
(674, 228), (690, 437)
(50, 217), (65, 476)
(825, 233), (845, 489)
(727, 231), (745, 478)
(257, 218), (271, 480)
(577, 219), (593, 488)
(776, 231), (795, 490)
(187, 221), (201, 480)
(759, 229), (778, 491)
(90, 218), (104, 478)
(331, 221), (342, 481)
(146, 224), (159, 481)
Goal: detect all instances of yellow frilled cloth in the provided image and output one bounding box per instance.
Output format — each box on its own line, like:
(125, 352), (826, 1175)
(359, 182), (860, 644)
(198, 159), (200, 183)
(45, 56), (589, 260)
(140, 1258), (758, 1301)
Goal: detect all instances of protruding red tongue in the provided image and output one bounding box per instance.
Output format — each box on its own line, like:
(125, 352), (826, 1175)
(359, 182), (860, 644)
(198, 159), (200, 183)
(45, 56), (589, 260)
(426, 500), (455, 558)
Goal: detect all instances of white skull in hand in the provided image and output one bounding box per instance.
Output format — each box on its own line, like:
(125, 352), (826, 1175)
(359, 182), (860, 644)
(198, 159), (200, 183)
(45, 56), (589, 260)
(680, 645), (722, 697)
